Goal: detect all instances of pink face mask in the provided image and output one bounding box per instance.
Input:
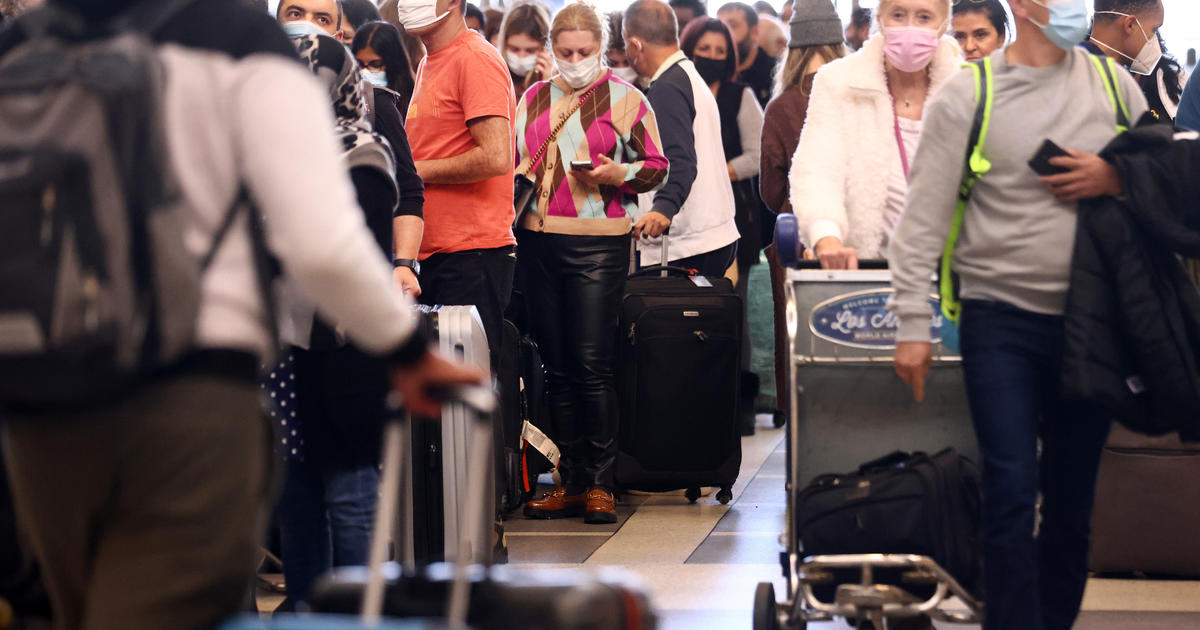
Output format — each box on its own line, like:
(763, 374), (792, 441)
(882, 26), (939, 73)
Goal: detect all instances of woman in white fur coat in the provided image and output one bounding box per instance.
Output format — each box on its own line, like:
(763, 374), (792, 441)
(788, 0), (961, 269)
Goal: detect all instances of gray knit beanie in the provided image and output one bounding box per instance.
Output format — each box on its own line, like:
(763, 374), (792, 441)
(788, 0), (843, 48)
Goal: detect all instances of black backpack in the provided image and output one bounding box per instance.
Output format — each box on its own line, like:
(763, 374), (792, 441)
(0, 1), (269, 408)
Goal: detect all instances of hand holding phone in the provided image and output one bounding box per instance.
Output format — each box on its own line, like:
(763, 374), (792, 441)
(1028, 139), (1071, 176)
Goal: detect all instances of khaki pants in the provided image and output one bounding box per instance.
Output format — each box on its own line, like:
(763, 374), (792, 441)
(3, 373), (269, 630)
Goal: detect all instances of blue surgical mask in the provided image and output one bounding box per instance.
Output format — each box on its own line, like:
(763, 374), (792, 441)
(282, 20), (329, 39)
(362, 68), (389, 88)
(1029, 0), (1090, 52)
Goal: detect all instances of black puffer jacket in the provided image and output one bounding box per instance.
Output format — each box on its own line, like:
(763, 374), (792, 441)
(1063, 119), (1200, 441)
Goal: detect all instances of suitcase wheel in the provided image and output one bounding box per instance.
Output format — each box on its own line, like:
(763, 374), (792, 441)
(753, 581), (786, 630)
(685, 487), (701, 504)
(774, 214), (801, 268)
(716, 487), (733, 505)
(772, 410), (787, 428)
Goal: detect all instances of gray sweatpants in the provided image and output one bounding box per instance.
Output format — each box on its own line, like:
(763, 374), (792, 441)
(3, 374), (269, 630)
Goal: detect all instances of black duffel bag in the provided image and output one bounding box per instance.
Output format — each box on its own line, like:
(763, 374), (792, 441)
(796, 448), (982, 596)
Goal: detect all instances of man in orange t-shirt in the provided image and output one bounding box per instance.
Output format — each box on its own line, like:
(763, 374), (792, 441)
(399, 0), (517, 359)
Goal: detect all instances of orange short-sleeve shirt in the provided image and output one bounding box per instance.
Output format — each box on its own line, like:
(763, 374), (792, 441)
(407, 30), (517, 258)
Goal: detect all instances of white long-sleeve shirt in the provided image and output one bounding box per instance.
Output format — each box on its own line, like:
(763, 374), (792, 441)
(161, 45), (416, 357)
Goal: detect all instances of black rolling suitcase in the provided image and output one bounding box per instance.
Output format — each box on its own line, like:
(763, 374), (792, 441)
(616, 235), (743, 504)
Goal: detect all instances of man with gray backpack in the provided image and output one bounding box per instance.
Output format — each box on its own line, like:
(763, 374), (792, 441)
(0, 1), (483, 629)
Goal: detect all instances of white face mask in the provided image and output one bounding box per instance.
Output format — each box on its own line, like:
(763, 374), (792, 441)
(1093, 11), (1162, 76)
(362, 68), (389, 88)
(282, 20), (329, 39)
(506, 51), (538, 76)
(612, 66), (639, 84)
(556, 53), (601, 89)
(396, 0), (450, 32)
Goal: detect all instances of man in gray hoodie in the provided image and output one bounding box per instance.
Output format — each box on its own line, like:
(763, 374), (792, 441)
(889, 0), (1146, 628)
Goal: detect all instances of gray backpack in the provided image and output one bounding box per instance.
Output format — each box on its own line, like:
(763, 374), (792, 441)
(0, 1), (253, 407)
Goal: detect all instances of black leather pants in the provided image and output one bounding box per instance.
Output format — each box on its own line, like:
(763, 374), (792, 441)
(516, 230), (629, 492)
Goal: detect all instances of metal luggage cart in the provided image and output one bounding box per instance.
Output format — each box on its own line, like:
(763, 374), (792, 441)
(753, 217), (983, 630)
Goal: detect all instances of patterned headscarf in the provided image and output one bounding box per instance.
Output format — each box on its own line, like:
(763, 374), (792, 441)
(293, 34), (397, 189)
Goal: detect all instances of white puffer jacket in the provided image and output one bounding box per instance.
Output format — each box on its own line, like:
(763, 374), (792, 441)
(788, 33), (962, 259)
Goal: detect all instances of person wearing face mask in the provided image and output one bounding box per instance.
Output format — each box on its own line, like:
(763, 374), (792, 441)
(717, 2), (776, 106)
(499, 1), (555, 97)
(352, 21), (425, 298)
(270, 33), (405, 609)
(890, 0), (1148, 626)
(788, 0), (961, 270)
(623, 0), (740, 276)
(1087, 0), (1185, 123)
(606, 11), (644, 87)
(277, 0), (344, 39)
(679, 16), (764, 436)
(514, 1), (669, 525)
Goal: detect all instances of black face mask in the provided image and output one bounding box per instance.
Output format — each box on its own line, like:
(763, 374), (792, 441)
(693, 55), (727, 85)
(736, 36), (753, 61)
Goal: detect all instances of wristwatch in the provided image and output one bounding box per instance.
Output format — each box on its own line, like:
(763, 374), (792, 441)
(393, 258), (420, 275)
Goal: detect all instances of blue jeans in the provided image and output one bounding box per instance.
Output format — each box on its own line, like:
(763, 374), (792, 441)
(959, 301), (1111, 630)
(276, 462), (379, 605)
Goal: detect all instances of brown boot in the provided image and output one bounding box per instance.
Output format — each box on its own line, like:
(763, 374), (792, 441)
(524, 487), (586, 519)
(584, 489), (617, 524)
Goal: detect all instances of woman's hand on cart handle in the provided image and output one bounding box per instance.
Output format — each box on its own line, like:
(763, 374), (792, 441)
(813, 237), (859, 270)
(894, 341), (933, 403)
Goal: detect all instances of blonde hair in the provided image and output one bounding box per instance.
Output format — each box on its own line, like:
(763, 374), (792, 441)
(774, 43), (846, 98)
(551, 2), (610, 60)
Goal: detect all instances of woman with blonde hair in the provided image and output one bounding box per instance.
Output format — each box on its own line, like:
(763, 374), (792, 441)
(515, 1), (669, 525)
(499, 0), (556, 96)
(788, 0), (961, 269)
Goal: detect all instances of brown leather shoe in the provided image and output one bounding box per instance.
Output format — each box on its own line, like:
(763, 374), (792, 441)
(524, 486), (586, 519)
(584, 489), (617, 524)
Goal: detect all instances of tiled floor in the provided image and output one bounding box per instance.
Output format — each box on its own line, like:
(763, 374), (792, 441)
(504, 415), (1200, 630)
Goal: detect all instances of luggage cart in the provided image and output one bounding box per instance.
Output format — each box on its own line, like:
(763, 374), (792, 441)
(753, 216), (984, 630)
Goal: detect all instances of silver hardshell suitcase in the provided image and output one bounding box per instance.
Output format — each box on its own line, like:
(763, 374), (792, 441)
(403, 305), (494, 566)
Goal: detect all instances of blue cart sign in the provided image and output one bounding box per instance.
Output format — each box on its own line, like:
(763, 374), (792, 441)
(809, 289), (945, 350)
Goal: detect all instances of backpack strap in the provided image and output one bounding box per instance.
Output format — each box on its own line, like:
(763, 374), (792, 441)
(1089, 54), (1132, 133)
(939, 57), (994, 325)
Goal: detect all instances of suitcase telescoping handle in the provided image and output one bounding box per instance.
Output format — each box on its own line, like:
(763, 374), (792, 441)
(364, 384), (498, 628)
(628, 230), (672, 278)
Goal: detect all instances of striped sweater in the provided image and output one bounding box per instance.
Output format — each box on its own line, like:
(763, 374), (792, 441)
(514, 70), (669, 236)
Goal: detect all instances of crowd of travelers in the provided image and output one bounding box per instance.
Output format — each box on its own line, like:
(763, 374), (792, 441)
(0, 0), (1198, 629)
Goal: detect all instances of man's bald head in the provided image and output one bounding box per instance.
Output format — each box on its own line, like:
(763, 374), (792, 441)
(624, 0), (679, 47)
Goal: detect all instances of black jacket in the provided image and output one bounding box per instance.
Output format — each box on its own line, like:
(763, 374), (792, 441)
(1063, 118), (1200, 441)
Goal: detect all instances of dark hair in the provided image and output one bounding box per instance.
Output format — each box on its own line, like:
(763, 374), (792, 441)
(353, 21), (416, 108)
(951, 0), (1007, 41)
(1144, 31), (1185, 105)
(625, 0), (680, 47)
(277, 0), (343, 29)
(754, 1), (777, 17)
(668, 0), (708, 18)
(608, 11), (625, 51)
(850, 7), (872, 28)
(1093, 0), (1160, 19)
(717, 2), (758, 28)
(484, 8), (505, 42)
(464, 2), (485, 27)
(340, 0), (380, 29)
(680, 16), (739, 82)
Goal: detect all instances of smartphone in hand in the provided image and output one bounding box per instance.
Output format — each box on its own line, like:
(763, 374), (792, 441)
(1028, 139), (1071, 176)
(570, 160), (594, 171)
